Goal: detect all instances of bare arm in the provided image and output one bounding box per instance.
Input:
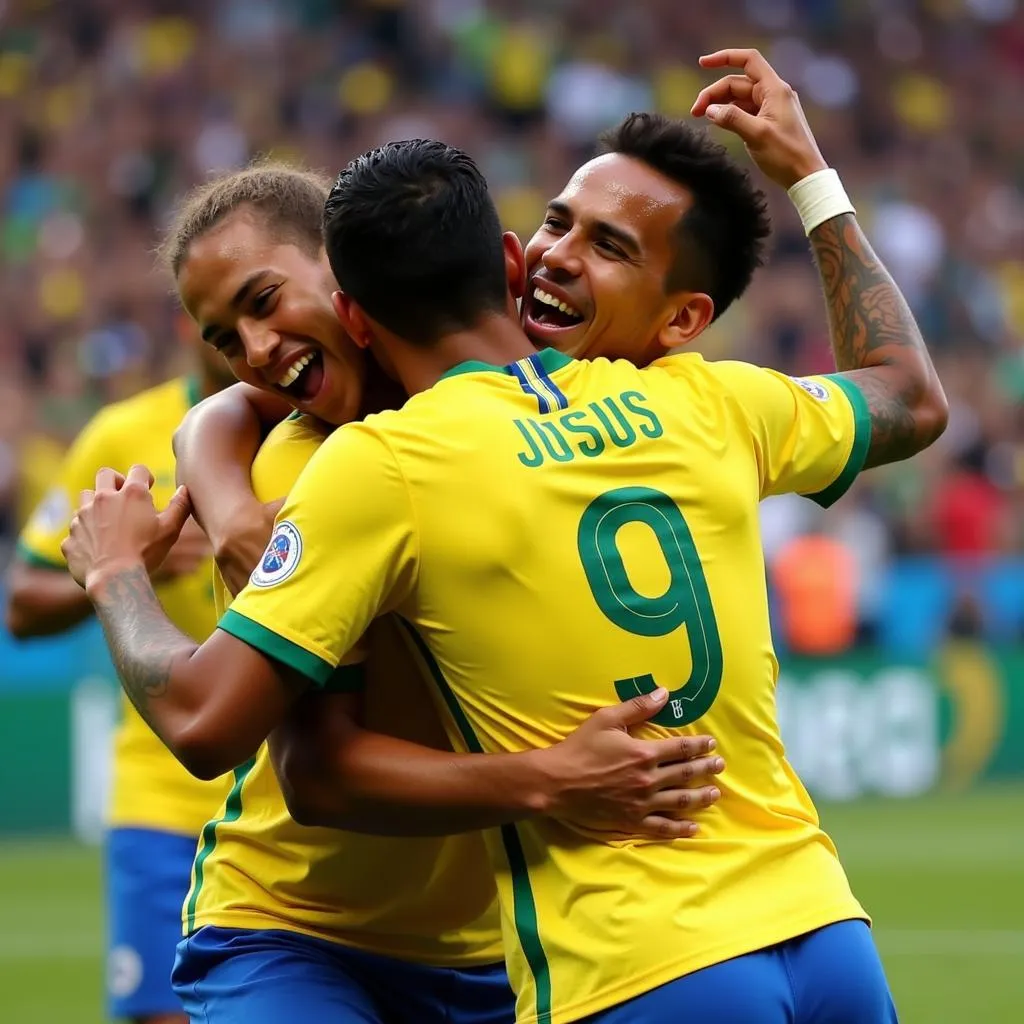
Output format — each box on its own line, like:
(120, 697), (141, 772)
(693, 48), (948, 467)
(809, 214), (947, 467)
(86, 560), (307, 779)
(61, 468), (307, 779)
(5, 559), (94, 637)
(173, 382), (292, 594)
(271, 688), (724, 839)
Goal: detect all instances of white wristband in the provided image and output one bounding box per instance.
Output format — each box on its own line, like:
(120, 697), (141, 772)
(787, 168), (856, 236)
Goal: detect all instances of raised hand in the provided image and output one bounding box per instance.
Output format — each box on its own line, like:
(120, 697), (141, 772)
(692, 48), (828, 189)
(62, 464), (193, 590)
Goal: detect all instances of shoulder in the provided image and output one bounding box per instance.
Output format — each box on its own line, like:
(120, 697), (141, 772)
(284, 416), (401, 496)
(648, 355), (792, 397)
(646, 351), (747, 384)
(263, 412), (332, 451)
(252, 414), (331, 500)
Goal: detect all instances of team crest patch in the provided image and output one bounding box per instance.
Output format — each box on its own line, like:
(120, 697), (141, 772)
(250, 520), (302, 588)
(792, 377), (830, 401)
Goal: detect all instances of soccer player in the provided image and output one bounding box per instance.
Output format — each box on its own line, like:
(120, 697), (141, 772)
(63, 51), (947, 1022)
(4, 315), (236, 1024)
(140, 164), (726, 1024)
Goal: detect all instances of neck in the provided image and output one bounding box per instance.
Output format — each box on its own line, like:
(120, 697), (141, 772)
(388, 314), (538, 396)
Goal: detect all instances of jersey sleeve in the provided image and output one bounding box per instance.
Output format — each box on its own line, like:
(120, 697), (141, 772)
(655, 357), (871, 507)
(716, 363), (870, 505)
(218, 423), (416, 689)
(213, 561), (368, 693)
(17, 408), (121, 568)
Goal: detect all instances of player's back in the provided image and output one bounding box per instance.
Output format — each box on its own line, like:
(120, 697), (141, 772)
(18, 376), (231, 834)
(360, 349), (871, 1022)
(189, 413), (502, 965)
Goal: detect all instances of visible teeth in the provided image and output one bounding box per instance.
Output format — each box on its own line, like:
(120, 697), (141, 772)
(533, 287), (580, 320)
(277, 353), (313, 388)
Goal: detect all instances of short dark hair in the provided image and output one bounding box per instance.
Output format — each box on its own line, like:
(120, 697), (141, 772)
(323, 140), (508, 345)
(599, 113), (771, 322)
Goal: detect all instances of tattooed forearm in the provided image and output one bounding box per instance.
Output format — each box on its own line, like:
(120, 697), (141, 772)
(809, 214), (921, 370)
(89, 565), (198, 739)
(809, 213), (946, 468)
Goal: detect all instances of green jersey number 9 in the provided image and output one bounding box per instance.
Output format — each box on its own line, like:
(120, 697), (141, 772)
(577, 486), (723, 726)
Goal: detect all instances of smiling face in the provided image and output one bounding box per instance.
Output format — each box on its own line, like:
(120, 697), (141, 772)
(523, 153), (708, 366)
(176, 207), (367, 427)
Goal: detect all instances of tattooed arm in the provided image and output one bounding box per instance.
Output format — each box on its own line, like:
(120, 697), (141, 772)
(693, 47), (948, 467)
(63, 466), (309, 778)
(87, 563), (307, 777)
(809, 214), (947, 468)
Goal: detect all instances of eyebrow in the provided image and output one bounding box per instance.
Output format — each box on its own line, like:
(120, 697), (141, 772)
(547, 199), (642, 258)
(200, 270), (270, 342)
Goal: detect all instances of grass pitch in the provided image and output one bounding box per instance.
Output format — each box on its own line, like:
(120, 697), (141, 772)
(2, 785), (1021, 1022)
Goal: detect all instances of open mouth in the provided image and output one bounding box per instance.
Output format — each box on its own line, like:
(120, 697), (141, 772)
(526, 286), (585, 331)
(275, 350), (325, 404)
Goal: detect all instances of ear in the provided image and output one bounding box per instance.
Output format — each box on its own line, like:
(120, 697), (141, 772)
(331, 291), (373, 350)
(503, 231), (528, 301)
(656, 292), (715, 352)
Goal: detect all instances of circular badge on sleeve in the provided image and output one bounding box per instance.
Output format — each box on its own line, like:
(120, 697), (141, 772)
(792, 377), (830, 401)
(250, 520), (303, 588)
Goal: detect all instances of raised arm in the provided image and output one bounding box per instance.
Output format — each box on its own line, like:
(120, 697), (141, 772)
(271, 687), (724, 840)
(173, 381), (292, 594)
(693, 48), (948, 468)
(806, 214), (946, 467)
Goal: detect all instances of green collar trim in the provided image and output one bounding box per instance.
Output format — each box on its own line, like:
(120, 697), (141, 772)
(185, 375), (201, 409)
(438, 348), (574, 382)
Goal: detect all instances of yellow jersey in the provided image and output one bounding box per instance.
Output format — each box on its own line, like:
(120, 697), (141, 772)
(223, 349), (872, 1024)
(186, 412), (502, 964)
(17, 377), (232, 835)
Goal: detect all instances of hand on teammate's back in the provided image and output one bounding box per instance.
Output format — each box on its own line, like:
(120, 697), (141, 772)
(544, 688), (725, 841)
(62, 464), (193, 590)
(691, 48), (827, 190)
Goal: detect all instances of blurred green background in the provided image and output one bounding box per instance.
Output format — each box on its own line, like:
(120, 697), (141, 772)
(5, 788), (1023, 1023)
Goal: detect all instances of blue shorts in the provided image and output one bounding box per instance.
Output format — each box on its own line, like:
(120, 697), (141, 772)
(106, 826), (198, 1020)
(172, 926), (514, 1024)
(584, 919), (897, 1023)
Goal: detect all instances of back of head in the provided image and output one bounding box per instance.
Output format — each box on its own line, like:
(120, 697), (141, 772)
(323, 140), (509, 345)
(599, 113), (771, 321)
(159, 160), (331, 277)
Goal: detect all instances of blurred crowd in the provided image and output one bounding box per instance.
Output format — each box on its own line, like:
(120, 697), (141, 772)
(0, 0), (1022, 646)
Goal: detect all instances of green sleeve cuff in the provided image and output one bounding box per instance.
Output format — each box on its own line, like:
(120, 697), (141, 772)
(806, 375), (872, 508)
(218, 608), (337, 688)
(15, 540), (66, 571)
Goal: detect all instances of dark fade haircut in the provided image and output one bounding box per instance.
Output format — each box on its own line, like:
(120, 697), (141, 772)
(323, 139), (508, 345)
(158, 160), (332, 277)
(599, 113), (771, 322)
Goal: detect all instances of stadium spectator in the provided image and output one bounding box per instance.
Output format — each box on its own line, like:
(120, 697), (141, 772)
(1, 0), (1021, 647)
